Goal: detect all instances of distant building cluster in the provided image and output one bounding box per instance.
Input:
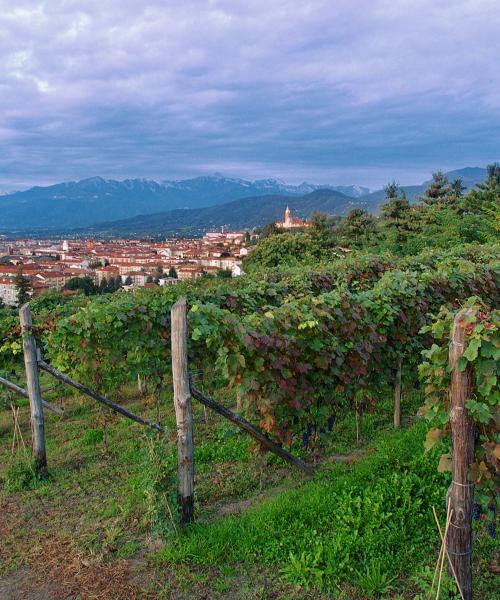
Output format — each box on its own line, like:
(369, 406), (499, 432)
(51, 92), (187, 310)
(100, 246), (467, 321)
(0, 231), (250, 306)
(276, 206), (310, 229)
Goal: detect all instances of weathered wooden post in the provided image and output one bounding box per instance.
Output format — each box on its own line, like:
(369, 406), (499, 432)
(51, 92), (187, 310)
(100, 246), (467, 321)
(393, 358), (402, 428)
(19, 303), (47, 474)
(171, 297), (194, 524)
(137, 374), (146, 396)
(448, 308), (475, 600)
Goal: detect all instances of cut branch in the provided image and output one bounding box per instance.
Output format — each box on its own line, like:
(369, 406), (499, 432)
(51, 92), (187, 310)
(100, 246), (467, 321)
(190, 381), (314, 475)
(0, 376), (65, 416)
(37, 360), (163, 433)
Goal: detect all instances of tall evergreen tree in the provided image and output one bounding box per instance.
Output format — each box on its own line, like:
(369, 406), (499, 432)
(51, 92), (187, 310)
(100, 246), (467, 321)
(383, 180), (403, 200)
(478, 162), (500, 191)
(380, 182), (412, 251)
(462, 163), (500, 231)
(14, 270), (31, 306)
(339, 208), (377, 247)
(419, 171), (451, 205)
(449, 177), (465, 199)
(99, 278), (108, 294)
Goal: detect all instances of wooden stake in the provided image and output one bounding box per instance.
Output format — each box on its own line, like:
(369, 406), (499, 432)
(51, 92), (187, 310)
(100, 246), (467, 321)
(137, 374), (145, 396)
(19, 303), (47, 475)
(432, 506), (465, 600)
(171, 297), (194, 525)
(447, 308), (475, 600)
(393, 357), (402, 428)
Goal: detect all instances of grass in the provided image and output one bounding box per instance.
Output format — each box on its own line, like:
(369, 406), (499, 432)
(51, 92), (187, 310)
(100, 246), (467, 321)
(156, 423), (447, 589)
(1, 377), (498, 599)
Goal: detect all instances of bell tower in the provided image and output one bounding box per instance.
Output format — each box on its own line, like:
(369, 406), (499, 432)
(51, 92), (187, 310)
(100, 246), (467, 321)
(284, 205), (292, 227)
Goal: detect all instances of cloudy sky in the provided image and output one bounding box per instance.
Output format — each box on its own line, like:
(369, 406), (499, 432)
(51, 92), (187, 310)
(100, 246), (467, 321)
(1, 0), (499, 191)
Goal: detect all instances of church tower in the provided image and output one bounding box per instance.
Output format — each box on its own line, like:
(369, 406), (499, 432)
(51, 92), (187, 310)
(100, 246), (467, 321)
(284, 205), (292, 227)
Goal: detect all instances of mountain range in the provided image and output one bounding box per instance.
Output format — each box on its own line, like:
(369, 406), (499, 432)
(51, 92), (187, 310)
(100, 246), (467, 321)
(0, 167), (488, 235)
(0, 174), (369, 231)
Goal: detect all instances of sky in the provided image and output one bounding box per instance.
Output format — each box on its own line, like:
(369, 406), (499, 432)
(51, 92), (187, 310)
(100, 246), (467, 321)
(1, 0), (499, 192)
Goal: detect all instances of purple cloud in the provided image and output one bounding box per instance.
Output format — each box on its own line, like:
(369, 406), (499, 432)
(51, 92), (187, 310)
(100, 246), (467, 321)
(0, 0), (499, 190)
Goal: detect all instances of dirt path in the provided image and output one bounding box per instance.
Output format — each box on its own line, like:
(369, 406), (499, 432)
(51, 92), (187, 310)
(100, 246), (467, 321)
(0, 568), (64, 600)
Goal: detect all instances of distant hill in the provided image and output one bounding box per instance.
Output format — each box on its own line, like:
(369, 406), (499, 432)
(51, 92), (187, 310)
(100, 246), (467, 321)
(0, 174), (369, 231)
(358, 166), (488, 207)
(79, 189), (373, 237)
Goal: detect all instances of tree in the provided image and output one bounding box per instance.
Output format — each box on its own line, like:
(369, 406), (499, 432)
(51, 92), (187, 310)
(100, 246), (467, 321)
(124, 275), (133, 285)
(339, 209), (377, 247)
(459, 164), (500, 234)
(380, 182), (412, 252)
(478, 162), (500, 190)
(383, 180), (404, 200)
(217, 269), (232, 279)
(146, 275), (154, 283)
(63, 276), (98, 296)
(258, 222), (279, 239)
(449, 177), (465, 199)
(99, 278), (108, 294)
(168, 266), (178, 279)
(310, 211), (328, 234)
(14, 270), (31, 306)
(419, 171), (451, 205)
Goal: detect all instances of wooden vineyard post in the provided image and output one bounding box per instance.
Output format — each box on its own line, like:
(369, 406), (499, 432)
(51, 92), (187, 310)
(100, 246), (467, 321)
(19, 303), (47, 475)
(393, 358), (402, 428)
(448, 308), (475, 600)
(171, 297), (194, 525)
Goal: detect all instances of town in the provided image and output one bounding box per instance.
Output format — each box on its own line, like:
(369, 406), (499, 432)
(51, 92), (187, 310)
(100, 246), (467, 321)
(0, 230), (250, 306)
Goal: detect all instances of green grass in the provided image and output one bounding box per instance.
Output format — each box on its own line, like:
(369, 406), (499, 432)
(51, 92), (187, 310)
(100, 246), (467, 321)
(1, 379), (497, 599)
(157, 423), (448, 591)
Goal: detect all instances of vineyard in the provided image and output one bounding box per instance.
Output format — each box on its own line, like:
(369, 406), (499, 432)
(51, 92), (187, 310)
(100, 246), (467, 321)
(1, 241), (499, 599)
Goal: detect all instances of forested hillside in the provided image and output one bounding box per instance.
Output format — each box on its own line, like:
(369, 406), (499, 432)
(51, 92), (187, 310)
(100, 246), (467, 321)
(80, 188), (364, 237)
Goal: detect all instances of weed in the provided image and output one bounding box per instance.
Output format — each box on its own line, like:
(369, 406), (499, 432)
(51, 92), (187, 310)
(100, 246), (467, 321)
(411, 565), (459, 598)
(4, 458), (46, 492)
(354, 561), (396, 596)
(81, 427), (104, 446)
(116, 540), (141, 558)
(281, 544), (328, 590)
(138, 433), (178, 536)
